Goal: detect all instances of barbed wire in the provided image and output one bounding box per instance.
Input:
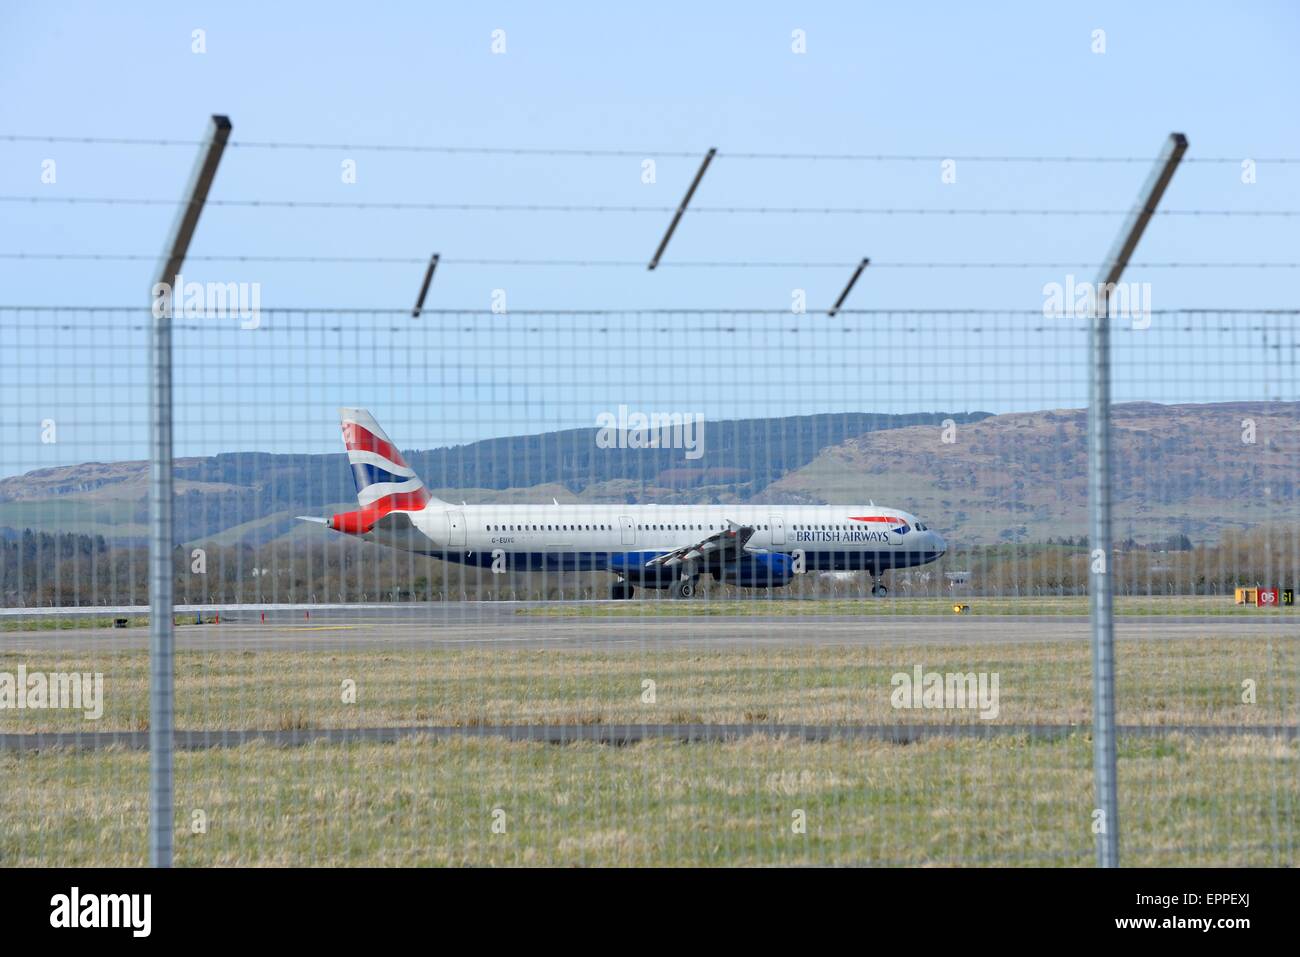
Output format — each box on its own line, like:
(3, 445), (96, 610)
(2, 195), (1294, 216)
(2, 134), (1296, 164)
(4, 306), (1298, 314)
(3, 252), (1299, 269)
(2, 307), (1298, 322)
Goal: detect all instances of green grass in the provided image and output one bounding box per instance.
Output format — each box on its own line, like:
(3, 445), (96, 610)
(0, 498), (146, 539)
(3, 734), (1294, 866)
(4, 627), (1294, 866)
(0, 637), (1292, 732)
(516, 594), (1284, 617)
(0, 616), (148, 633)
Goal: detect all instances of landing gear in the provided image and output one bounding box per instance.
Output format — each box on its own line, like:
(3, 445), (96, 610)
(673, 580), (696, 599)
(870, 574), (888, 598)
(610, 581), (636, 600)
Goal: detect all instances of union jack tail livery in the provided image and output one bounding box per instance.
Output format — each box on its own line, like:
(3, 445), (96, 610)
(337, 409), (441, 526)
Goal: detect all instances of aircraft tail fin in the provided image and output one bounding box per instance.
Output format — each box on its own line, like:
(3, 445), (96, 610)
(338, 408), (445, 511)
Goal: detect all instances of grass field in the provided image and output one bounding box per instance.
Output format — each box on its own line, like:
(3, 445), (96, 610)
(3, 734), (1294, 866)
(0, 637), (1293, 732)
(516, 595), (1288, 617)
(0, 616), (148, 633)
(3, 623), (1295, 866)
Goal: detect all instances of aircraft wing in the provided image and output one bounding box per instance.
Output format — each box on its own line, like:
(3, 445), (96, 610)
(645, 520), (754, 568)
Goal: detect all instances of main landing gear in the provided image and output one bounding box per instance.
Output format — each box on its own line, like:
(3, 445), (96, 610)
(610, 581), (636, 600)
(673, 580), (696, 599)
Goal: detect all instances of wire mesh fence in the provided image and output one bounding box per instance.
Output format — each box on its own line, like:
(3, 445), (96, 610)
(2, 306), (1297, 865)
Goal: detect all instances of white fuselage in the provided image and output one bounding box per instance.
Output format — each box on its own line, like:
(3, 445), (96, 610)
(369, 503), (946, 580)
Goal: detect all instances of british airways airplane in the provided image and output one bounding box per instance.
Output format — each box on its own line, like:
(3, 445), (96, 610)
(300, 409), (947, 599)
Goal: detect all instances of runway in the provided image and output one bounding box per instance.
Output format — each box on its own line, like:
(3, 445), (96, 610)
(1, 602), (1295, 653)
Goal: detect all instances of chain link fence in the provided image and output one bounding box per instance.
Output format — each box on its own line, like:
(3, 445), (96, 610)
(2, 306), (1296, 865)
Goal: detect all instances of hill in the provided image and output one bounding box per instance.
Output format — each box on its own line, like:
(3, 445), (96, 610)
(761, 401), (1300, 544)
(0, 411), (987, 547)
(1, 402), (1294, 548)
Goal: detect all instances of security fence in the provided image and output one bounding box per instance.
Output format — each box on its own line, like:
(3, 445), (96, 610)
(1, 306), (1297, 866)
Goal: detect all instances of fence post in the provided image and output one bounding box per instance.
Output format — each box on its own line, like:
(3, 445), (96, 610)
(148, 114), (231, 867)
(1087, 132), (1187, 867)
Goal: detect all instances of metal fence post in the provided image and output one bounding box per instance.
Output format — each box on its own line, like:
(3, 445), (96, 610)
(1088, 132), (1187, 867)
(149, 114), (231, 867)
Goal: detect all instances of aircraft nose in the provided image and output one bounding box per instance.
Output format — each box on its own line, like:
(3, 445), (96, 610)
(931, 531), (947, 556)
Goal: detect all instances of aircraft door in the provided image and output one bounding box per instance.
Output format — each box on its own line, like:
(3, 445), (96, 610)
(770, 515), (786, 546)
(448, 510), (466, 547)
(619, 515), (635, 546)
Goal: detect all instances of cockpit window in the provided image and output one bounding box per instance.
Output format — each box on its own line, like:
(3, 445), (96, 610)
(915, 522), (928, 531)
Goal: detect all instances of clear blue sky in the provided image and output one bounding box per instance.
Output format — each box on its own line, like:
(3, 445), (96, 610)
(1, 2), (1297, 476)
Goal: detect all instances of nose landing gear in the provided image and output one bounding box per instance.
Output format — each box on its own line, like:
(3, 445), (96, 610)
(869, 573), (888, 598)
(610, 581), (636, 600)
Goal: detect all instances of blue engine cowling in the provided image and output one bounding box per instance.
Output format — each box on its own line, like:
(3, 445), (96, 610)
(716, 553), (794, 588)
(607, 551), (680, 588)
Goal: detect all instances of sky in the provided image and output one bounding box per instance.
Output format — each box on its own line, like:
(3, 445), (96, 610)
(0, 2), (1297, 475)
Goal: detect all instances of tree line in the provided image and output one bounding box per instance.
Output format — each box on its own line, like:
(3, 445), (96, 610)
(4, 525), (1297, 606)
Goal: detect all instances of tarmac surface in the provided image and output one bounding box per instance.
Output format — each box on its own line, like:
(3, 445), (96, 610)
(1, 601), (1295, 653)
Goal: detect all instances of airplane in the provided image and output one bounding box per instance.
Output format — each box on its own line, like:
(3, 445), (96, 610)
(299, 409), (947, 600)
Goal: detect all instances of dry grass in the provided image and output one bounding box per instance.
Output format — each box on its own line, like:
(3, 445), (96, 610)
(0, 637), (1293, 732)
(3, 632), (1294, 866)
(1, 616), (148, 632)
(3, 734), (1294, 866)
(515, 595), (1281, 617)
